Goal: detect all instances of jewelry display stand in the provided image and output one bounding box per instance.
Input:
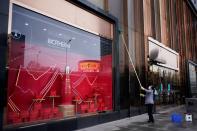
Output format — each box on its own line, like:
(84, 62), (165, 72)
(47, 95), (60, 108)
(58, 104), (75, 117)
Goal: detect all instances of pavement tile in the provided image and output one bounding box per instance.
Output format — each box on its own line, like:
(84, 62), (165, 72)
(77, 105), (197, 131)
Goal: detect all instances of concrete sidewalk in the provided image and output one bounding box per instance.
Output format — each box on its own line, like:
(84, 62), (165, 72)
(76, 105), (197, 131)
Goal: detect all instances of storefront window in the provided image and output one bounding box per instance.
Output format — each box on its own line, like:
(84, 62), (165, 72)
(149, 65), (180, 105)
(188, 62), (197, 97)
(6, 5), (112, 125)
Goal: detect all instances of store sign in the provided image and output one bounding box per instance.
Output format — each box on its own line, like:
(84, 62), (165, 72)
(148, 37), (179, 71)
(78, 60), (100, 72)
(48, 38), (71, 49)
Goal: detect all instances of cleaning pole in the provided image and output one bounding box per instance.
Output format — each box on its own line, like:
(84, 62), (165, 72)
(120, 33), (144, 117)
(121, 33), (143, 88)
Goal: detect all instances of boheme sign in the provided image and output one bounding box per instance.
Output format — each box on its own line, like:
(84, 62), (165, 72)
(48, 38), (71, 49)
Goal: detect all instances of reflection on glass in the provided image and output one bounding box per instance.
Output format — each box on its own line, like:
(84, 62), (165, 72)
(6, 5), (112, 125)
(149, 65), (179, 105)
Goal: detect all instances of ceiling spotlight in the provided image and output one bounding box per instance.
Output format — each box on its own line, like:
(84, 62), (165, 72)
(43, 28), (47, 31)
(59, 33), (62, 36)
(25, 23), (29, 26)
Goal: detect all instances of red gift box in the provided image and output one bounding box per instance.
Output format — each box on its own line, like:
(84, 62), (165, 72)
(8, 112), (20, 124)
(20, 111), (29, 122)
(13, 118), (22, 124)
(42, 108), (51, 119)
(78, 104), (88, 113)
(98, 98), (103, 103)
(34, 103), (42, 111)
(52, 107), (59, 117)
(98, 102), (105, 111)
(29, 110), (39, 121)
(90, 103), (95, 109)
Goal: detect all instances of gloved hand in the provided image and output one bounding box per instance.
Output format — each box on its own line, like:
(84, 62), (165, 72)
(140, 93), (145, 97)
(140, 86), (145, 90)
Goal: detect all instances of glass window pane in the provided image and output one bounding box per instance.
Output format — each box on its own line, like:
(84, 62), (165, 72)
(6, 5), (112, 126)
(86, 0), (105, 9)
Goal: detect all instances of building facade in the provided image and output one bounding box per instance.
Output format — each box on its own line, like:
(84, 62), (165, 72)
(0, 0), (196, 131)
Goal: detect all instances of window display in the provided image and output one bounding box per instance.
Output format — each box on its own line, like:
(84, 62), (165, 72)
(188, 63), (197, 96)
(6, 5), (113, 125)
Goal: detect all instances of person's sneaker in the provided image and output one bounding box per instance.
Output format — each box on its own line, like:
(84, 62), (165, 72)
(147, 120), (154, 123)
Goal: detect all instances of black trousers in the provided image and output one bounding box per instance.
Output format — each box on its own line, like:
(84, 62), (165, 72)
(147, 104), (154, 122)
